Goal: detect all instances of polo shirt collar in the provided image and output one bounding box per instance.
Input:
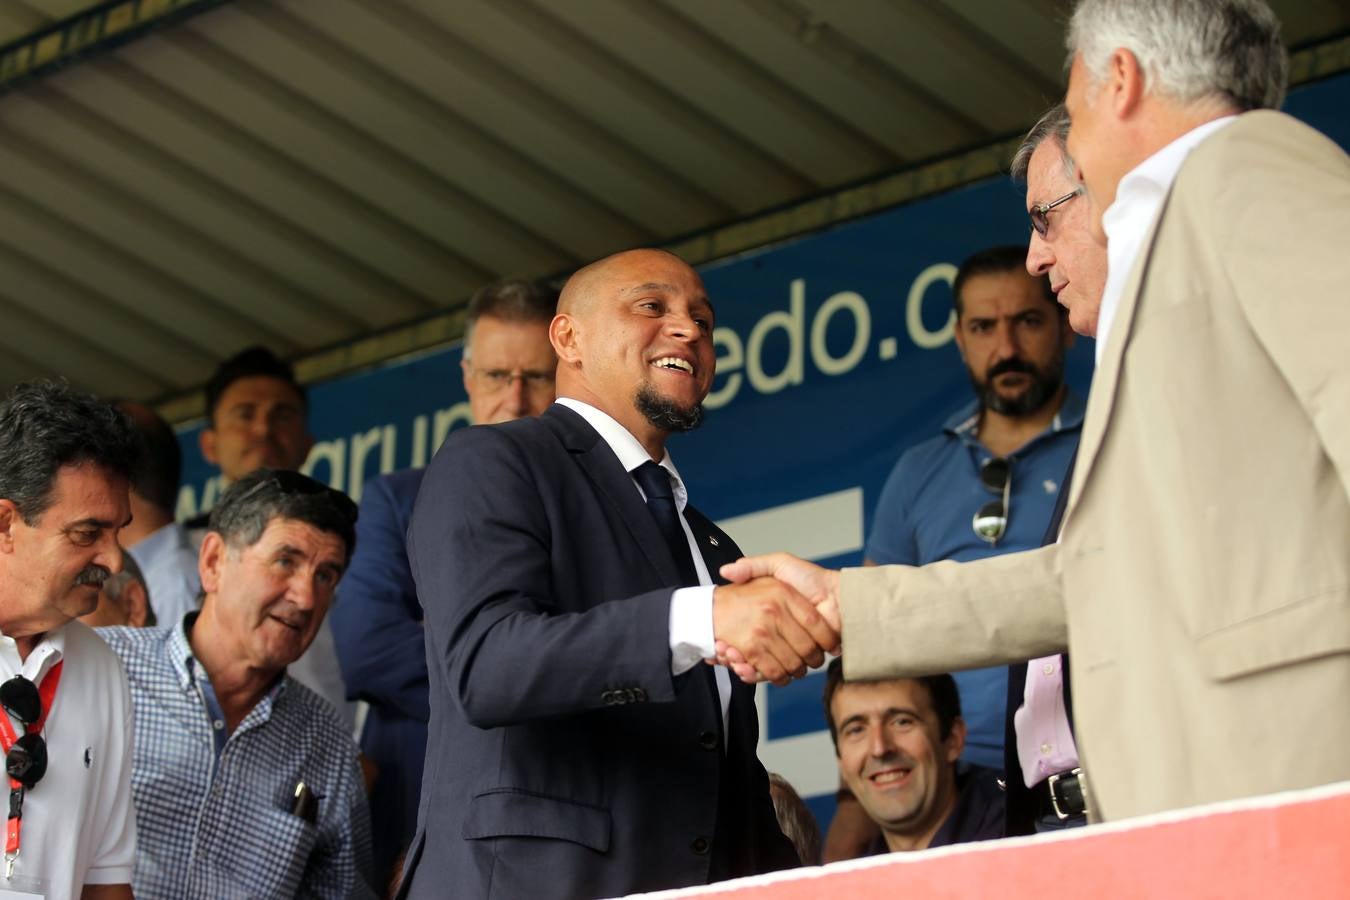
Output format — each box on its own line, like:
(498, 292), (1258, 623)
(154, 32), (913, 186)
(943, 388), (1086, 448)
(0, 623), (67, 683)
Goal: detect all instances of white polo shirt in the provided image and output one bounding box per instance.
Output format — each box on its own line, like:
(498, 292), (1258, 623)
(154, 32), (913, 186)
(0, 621), (135, 900)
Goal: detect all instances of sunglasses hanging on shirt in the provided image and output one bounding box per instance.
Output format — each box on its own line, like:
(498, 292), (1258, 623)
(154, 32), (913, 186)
(972, 456), (1011, 545)
(0, 676), (49, 790)
(0, 663), (62, 878)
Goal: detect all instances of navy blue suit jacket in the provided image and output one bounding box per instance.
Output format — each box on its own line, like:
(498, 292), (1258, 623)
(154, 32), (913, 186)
(397, 405), (796, 899)
(330, 468), (428, 884)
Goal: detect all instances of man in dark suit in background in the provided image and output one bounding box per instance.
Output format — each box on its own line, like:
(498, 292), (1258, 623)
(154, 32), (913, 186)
(330, 279), (558, 886)
(397, 248), (828, 898)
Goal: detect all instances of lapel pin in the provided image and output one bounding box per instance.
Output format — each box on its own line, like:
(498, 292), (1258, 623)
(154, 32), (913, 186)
(708, 536), (719, 547)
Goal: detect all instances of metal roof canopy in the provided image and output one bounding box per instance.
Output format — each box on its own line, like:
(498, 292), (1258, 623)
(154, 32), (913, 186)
(0, 0), (1347, 423)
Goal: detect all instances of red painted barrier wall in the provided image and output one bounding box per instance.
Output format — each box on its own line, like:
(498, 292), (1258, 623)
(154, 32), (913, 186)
(626, 781), (1350, 900)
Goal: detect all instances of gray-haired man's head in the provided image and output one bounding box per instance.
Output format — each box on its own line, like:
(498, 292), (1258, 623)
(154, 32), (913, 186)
(196, 469), (357, 674)
(1063, 0), (1286, 242)
(1014, 104), (1109, 338)
(460, 280), (560, 425)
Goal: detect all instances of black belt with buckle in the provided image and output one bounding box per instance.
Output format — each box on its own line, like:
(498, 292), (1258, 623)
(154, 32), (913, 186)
(1042, 767), (1090, 820)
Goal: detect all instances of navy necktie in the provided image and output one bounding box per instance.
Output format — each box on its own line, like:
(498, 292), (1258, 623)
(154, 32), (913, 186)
(633, 461), (725, 756)
(633, 461), (700, 587)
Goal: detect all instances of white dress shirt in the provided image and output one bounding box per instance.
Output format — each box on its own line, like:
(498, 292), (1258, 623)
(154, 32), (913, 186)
(1096, 116), (1237, 361)
(555, 398), (730, 734)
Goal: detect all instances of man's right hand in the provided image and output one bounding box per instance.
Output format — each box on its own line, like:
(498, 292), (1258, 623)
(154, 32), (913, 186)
(720, 553), (841, 627)
(712, 576), (839, 686)
(715, 554), (843, 684)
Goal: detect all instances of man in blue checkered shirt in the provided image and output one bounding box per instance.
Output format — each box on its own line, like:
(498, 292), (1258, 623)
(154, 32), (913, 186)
(100, 469), (375, 899)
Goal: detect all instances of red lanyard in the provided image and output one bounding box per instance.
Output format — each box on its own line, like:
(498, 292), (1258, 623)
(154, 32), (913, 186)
(0, 660), (63, 874)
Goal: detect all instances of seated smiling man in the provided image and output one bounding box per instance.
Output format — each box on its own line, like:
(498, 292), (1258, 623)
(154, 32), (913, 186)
(100, 469), (375, 899)
(824, 658), (1004, 854)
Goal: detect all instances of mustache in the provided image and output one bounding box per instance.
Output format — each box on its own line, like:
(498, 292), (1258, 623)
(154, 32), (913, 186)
(74, 565), (111, 588)
(986, 358), (1037, 379)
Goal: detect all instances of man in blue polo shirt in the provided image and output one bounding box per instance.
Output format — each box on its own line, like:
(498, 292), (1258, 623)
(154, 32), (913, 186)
(867, 244), (1081, 766)
(825, 245), (1082, 860)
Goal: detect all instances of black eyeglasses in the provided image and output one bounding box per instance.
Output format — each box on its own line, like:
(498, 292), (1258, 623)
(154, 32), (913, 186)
(1, 677), (48, 790)
(972, 457), (1011, 545)
(231, 469), (358, 525)
(1030, 188), (1083, 237)
(470, 368), (555, 395)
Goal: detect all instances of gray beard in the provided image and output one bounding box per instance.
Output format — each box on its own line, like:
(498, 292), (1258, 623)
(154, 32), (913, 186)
(635, 382), (704, 433)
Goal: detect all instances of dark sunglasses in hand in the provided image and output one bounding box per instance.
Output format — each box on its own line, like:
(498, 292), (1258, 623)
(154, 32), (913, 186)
(972, 456), (1011, 545)
(1, 676), (49, 790)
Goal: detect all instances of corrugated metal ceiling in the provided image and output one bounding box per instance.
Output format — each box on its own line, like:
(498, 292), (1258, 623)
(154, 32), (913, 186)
(0, 0), (1346, 414)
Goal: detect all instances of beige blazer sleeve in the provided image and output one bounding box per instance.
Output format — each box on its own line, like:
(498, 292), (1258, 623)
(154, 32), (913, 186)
(1200, 112), (1350, 502)
(839, 542), (1067, 680)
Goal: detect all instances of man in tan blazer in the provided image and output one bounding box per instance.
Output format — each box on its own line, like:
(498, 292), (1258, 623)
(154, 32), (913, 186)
(720, 0), (1350, 822)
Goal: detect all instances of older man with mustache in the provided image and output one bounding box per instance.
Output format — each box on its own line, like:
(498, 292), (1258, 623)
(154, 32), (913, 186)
(0, 381), (141, 900)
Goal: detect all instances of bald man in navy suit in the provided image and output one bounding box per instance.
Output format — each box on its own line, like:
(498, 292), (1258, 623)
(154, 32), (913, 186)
(397, 250), (822, 898)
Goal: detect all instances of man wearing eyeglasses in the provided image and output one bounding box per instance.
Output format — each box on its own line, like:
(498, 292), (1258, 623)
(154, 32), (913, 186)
(995, 102), (1111, 837)
(99, 469), (375, 899)
(824, 247), (1082, 859)
(457, 280), (561, 427)
(724, 0), (1350, 824)
(330, 279), (558, 888)
(0, 381), (139, 900)
(1021, 105), (1108, 344)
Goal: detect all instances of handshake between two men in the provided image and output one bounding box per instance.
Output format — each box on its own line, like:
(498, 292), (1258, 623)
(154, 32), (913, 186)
(711, 554), (841, 686)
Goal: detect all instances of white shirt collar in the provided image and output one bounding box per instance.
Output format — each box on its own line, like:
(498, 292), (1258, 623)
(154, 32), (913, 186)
(1096, 115), (1237, 362)
(554, 398), (689, 511)
(0, 622), (68, 682)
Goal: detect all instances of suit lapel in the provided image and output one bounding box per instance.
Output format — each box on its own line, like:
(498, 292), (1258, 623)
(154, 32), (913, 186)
(683, 506), (740, 585)
(1064, 190), (1174, 521)
(544, 405), (684, 588)
(546, 406), (731, 736)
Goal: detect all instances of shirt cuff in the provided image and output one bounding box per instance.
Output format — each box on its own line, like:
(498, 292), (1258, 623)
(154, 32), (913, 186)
(668, 585), (716, 675)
